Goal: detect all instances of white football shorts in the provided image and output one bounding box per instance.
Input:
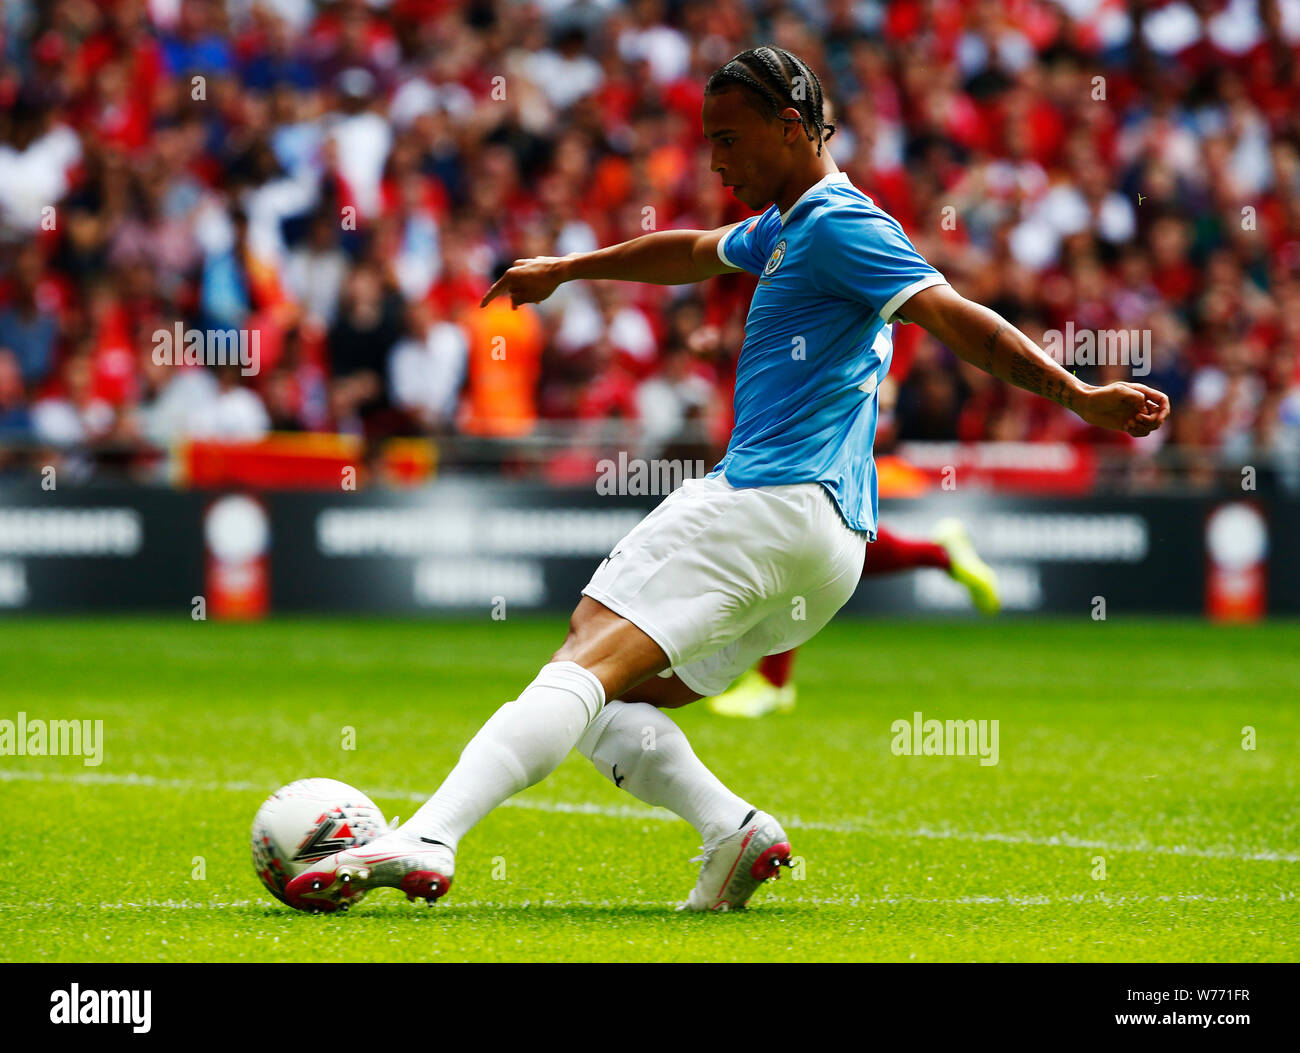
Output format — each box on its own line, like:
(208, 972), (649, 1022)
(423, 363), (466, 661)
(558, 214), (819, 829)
(581, 473), (868, 697)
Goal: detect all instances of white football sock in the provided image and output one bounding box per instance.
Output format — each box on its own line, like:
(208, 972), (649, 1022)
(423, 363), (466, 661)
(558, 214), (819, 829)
(400, 660), (605, 852)
(577, 700), (753, 844)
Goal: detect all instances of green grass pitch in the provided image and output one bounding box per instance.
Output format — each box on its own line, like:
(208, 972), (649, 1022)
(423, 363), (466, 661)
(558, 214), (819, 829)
(2, 616), (1296, 962)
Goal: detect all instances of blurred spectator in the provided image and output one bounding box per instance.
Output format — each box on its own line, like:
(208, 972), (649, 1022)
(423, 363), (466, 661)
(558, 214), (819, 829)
(0, 96), (81, 234)
(139, 359), (220, 445)
(192, 362), (271, 439)
(0, 245), (57, 388)
(460, 265), (544, 437)
(528, 27), (605, 111)
(0, 349), (31, 438)
(636, 344), (714, 453)
(32, 351), (114, 447)
(327, 261), (403, 434)
(389, 299), (468, 433)
(285, 210), (349, 327)
(263, 323), (329, 432)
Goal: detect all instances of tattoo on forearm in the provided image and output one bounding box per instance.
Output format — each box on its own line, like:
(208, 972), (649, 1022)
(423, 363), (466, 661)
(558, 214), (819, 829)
(1007, 355), (1041, 393)
(979, 318), (1075, 411)
(980, 322), (1006, 372)
(1007, 354), (1075, 411)
(1043, 376), (1073, 410)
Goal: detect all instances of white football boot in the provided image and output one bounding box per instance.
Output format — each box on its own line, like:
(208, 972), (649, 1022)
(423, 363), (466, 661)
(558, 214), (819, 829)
(679, 809), (793, 912)
(285, 831), (455, 913)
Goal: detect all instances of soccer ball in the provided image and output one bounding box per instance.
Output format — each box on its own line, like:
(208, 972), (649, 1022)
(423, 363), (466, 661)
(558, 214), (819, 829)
(251, 778), (388, 903)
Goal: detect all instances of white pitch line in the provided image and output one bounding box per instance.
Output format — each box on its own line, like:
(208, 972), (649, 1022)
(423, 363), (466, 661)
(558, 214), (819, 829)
(2, 768), (1296, 864)
(879, 825), (1300, 864)
(4, 890), (1295, 913)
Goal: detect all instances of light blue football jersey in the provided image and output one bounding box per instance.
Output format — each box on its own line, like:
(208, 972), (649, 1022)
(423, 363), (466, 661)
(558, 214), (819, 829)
(713, 172), (947, 538)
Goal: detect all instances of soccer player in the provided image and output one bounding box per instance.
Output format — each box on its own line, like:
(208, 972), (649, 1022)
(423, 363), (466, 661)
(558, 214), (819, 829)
(708, 518), (999, 718)
(287, 46), (1170, 914)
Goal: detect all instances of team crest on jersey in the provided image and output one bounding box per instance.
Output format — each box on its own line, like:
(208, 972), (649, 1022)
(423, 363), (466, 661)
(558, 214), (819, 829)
(764, 239), (787, 276)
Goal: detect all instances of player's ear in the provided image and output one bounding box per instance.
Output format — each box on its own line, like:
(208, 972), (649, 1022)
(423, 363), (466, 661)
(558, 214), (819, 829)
(777, 107), (803, 143)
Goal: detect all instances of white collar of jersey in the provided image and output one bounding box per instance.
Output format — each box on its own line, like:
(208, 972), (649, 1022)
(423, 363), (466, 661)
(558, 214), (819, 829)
(779, 171), (851, 226)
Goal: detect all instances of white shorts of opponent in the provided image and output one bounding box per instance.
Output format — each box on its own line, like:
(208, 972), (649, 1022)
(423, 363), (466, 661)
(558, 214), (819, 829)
(582, 472), (868, 697)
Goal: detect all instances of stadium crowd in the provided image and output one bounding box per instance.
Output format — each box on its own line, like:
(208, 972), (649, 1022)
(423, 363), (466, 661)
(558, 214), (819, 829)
(1, 0), (1300, 479)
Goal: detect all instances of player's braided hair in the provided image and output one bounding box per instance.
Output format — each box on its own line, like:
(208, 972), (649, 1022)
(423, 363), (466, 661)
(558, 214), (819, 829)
(705, 46), (836, 155)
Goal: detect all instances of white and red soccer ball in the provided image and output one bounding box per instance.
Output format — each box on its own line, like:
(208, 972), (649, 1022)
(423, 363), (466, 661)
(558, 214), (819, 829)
(251, 778), (387, 903)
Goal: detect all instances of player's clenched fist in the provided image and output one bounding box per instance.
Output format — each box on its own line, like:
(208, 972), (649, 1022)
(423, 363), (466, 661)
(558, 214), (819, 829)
(480, 256), (571, 309)
(1077, 382), (1171, 438)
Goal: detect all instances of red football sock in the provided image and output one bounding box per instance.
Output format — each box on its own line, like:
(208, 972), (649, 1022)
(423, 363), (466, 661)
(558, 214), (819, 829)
(758, 649), (796, 688)
(862, 525), (951, 577)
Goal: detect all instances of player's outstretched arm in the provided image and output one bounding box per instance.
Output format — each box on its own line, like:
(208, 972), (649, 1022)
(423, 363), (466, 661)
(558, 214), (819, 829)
(897, 284), (1171, 437)
(480, 225), (741, 309)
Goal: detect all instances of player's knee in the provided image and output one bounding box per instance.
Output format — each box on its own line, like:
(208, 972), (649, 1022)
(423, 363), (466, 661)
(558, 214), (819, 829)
(549, 633), (575, 665)
(550, 596), (615, 664)
(549, 610), (586, 663)
(549, 622), (590, 665)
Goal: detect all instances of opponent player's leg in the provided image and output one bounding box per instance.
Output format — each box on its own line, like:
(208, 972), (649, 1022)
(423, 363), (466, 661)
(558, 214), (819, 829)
(284, 598), (670, 912)
(929, 518), (1000, 614)
(861, 523), (950, 575)
(865, 521), (1001, 611)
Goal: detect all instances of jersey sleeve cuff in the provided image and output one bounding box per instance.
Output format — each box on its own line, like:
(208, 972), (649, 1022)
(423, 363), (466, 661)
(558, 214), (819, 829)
(879, 275), (949, 324)
(717, 228), (739, 270)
